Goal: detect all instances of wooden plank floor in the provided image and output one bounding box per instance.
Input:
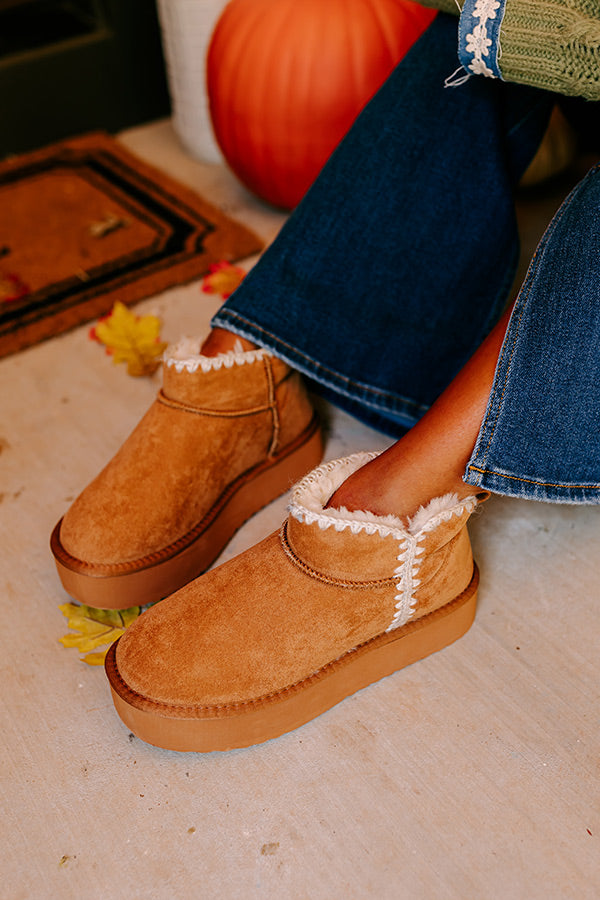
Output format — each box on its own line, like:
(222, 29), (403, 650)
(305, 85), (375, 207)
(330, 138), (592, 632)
(1, 121), (598, 899)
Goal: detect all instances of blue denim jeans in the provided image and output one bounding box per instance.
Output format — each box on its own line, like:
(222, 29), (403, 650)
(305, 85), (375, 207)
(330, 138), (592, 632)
(213, 14), (600, 505)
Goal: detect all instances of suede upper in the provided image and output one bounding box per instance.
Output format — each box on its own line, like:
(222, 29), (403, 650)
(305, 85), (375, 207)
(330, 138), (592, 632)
(114, 454), (480, 709)
(59, 347), (314, 567)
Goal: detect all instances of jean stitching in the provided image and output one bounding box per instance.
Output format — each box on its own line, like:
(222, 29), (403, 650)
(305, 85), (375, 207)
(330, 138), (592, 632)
(213, 309), (428, 416)
(474, 181), (579, 468)
(466, 465), (600, 490)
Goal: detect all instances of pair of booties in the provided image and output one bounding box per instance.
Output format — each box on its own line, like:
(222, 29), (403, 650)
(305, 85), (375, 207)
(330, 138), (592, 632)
(52, 340), (482, 752)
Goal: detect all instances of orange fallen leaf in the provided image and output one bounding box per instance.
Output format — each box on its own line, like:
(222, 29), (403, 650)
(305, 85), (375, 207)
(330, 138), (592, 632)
(201, 261), (246, 299)
(90, 301), (167, 376)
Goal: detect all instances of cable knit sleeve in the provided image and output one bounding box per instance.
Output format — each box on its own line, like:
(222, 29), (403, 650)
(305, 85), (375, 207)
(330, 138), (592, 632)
(453, 0), (600, 99)
(499, 0), (600, 99)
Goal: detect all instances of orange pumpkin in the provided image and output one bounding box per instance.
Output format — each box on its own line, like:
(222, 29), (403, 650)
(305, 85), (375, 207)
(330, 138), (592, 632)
(207, 0), (436, 209)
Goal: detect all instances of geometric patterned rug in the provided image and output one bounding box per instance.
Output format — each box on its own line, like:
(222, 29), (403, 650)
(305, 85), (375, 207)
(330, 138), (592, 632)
(0, 132), (263, 358)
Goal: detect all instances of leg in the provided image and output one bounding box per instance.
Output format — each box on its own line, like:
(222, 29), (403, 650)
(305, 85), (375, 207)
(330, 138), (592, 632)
(332, 158), (600, 517)
(51, 17), (553, 608)
(200, 326), (256, 357)
(327, 304), (513, 519)
(465, 159), (600, 503)
(213, 14), (553, 435)
(107, 164), (600, 752)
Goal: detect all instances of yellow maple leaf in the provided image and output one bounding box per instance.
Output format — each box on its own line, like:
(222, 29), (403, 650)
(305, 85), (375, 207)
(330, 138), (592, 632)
(59, 602), (141, 665)
(201, 261), (246, 299)
(90, 301), (167, 376)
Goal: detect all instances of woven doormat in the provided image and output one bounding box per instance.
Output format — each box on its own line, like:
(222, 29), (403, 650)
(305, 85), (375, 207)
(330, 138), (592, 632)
(0, 133), (263, 358)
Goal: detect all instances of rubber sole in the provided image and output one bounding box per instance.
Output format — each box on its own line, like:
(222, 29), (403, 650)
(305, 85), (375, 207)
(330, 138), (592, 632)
(105, 565), (479, 752)
(51, 416), (322, 609)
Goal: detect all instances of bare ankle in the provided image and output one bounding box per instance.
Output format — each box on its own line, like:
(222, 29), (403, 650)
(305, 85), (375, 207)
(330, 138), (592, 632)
(200, 327), (258, 358)
(325, 450), (481, 523)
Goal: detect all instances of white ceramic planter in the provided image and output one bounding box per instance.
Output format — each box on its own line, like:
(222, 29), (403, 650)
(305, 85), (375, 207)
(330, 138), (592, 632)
(156, 0), (229, 164)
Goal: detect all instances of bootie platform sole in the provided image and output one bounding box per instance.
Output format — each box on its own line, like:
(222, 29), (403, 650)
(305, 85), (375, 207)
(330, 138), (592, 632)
(51, 416), (322, 610)
(105, 565), (478, 752)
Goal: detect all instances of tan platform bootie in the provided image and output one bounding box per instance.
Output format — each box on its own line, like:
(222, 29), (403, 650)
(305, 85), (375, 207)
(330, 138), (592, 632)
(105, 452), (485, 752)
(51, 340), (322, 609)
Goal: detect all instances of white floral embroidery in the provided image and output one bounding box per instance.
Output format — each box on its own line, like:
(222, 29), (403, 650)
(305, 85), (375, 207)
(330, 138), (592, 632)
(472, 0), (500, 19)
(464, 0), (501, 79)
(469, 57), (495, 77)
(465, 24), (492, 58)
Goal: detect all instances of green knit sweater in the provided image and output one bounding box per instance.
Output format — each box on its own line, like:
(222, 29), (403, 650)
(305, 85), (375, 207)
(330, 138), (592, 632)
(417, 0), (600, 100)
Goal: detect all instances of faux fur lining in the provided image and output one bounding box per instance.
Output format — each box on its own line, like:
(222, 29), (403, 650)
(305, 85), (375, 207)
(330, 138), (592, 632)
(408, 491), (478, 535)
(288, 452), (478, 539)
(164, 337), (269, 374)
(288, 452), (481, 633)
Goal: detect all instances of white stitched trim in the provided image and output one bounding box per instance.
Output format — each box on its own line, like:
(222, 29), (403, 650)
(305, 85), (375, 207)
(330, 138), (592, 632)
(387, 494), (479, 631)
(287, 452), (406, 538)
(164, 337), (269, 374)
(408, 492), (478, 535)
(289, 453), (480, 631)
(387, 534), (427, 631)
(289, 452), (479, 539)
(386, 493), (479, 630)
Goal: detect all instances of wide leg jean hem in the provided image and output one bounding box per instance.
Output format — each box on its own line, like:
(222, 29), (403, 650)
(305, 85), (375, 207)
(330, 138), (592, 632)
(463, 162), (600, 506)
(211, 307), (427, 435)
(463, 466), (600, 505)
(212, 15), (553, 440)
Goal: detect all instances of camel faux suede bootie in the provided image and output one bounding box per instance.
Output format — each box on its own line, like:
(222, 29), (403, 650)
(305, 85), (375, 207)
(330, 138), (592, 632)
(51, 340), (322, 610)
(105, 452), (484, 752)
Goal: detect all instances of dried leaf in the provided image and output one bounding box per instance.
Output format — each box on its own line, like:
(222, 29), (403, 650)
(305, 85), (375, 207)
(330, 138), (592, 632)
(59, 602), (141, 665)
(90, 301), (167, 376)
(80, 652), (111, 667)
(201, 261), (246, 299)
(88, 213), (129, 238)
